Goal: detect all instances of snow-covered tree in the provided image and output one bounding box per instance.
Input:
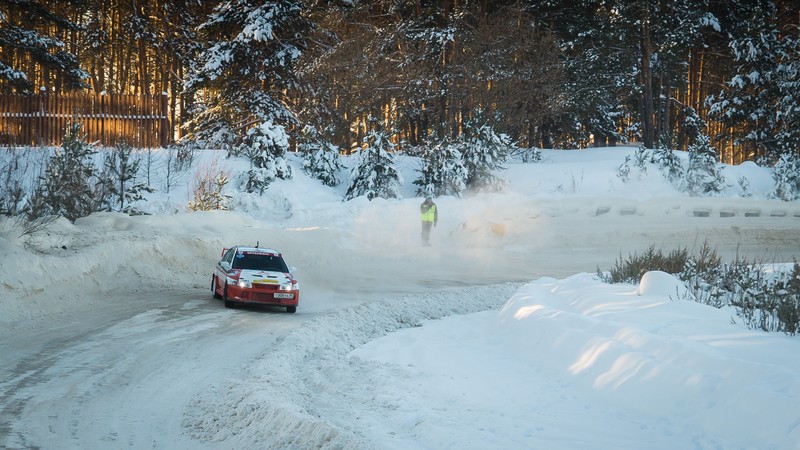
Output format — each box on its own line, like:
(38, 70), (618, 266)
(771, 153), (800, 201)
(461, 112), (510, 192)
(528, 0), (719, 148)
(683, 107), (726, 196)
(707, 4), (800, 162)
(345, 128), (402, 201)
(237, 121), (293, 194)
(686, 136), (726, 196)
(414, 140), (468, 198)
(27, 122), (96, 222)
(184, 0), (310, 148)
(302, 145), (342, 188)
(0, 0), (88, 93)
(96, 141), (153, 214)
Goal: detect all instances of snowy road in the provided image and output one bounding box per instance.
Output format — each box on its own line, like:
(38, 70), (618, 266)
(2, 195), (800, 449)
(0, 292), (307, 449)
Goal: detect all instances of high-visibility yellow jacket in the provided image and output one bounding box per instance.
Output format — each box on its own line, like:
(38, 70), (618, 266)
(421, 203), (437, 222)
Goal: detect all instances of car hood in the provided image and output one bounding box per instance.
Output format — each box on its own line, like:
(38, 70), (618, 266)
(238, 269), (293, 285)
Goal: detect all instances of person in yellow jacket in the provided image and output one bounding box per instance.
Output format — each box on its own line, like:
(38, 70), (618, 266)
(420, 196), (438, 246)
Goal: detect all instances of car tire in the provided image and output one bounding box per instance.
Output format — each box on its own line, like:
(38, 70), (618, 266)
(223, 284), (235, 308)
(286, 306), (297, 313)
(212, 276), (222, 299)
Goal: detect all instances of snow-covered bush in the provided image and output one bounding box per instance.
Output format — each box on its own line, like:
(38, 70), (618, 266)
(771, 153), (800, 201)
(0, 174), (24, 217)
(617, 155), (632, 182)
(618, 139), (725, 197)
(654, 144), (683, 185)
(0, 149), (33, 217)
(414, 140), (468, 198)
(601, 244), (800, 335)
(345, 128), (402, 201)
(511, 146), (542, 163)
(618, 145), (657, 182)
(236, 121), (293, 194)
(598, 245), (689, 285)
(633, 145), (654, 171)
(738, 176), (752, 198)
(26, 122), (97, 222)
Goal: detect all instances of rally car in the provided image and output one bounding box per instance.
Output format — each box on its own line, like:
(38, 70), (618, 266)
(211, 245), (299, 313)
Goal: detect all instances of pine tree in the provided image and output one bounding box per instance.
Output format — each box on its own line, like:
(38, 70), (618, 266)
(0, 149), (29, 216)
(414, 139), (468, 198)
(686, 136), (726, 196)
(97, 141), (153, 213)
(528, 0), (720, 148)
(184, 0), (311, 148)
(0, 178), (23, 216)
(771, 153), (800, 201)
(683, 107), (726, 196)
(0, 0), (88, 93)
(532, 0), (630, 147)
(654, 141), (684, 185)
(27, 122), (97, 222)
(345, 128), (402, 201)
(707, 3), (800, 162)
(461, 112), (510, 192)
(301, 138), (342, 188)
(238, 121), (293, 194)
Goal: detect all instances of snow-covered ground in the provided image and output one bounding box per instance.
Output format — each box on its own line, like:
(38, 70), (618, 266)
(1, 146), (800, 449)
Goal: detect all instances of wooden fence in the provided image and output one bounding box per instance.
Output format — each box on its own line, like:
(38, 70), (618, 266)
(0, 88), (171, 148)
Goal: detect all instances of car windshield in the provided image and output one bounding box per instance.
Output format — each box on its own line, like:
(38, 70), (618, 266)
(232, 252), (289, 272)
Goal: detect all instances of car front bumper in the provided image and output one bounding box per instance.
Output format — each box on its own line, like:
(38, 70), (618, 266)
(226, 285), (299, 306)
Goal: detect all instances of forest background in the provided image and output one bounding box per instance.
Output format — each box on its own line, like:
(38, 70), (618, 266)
(1, 0), (799, 165)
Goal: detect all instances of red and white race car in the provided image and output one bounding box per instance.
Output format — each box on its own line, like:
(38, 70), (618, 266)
(211, 245), (300, 313)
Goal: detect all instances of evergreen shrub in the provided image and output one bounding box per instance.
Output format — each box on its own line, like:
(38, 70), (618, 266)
(599, 245), (800, 335)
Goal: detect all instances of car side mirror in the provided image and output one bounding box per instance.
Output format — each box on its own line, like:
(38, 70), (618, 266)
(220, 261), (231, 271)
(289, 266), (297, 273)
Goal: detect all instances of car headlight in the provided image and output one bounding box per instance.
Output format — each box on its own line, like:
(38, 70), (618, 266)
(236, 280), (252, 288)
(279, 281), (298, 291)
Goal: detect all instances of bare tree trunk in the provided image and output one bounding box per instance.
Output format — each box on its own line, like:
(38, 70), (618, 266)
(640, 3), (655, 149)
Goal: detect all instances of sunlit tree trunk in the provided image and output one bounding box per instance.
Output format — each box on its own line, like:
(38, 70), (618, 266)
(640, 2), (655, 148)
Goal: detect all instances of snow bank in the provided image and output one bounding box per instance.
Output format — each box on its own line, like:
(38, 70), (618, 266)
(638, 270), (692, 299)
(346, 274), (800, 449)
(0, 211), (274, 328)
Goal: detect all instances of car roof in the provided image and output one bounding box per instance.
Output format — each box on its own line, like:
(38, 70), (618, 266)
(233, 246), (281, 255)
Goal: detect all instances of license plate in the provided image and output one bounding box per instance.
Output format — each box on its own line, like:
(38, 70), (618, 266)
(274, 293), (294, 299)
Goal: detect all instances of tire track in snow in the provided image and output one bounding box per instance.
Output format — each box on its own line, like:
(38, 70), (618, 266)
(183, 283), (521, 449)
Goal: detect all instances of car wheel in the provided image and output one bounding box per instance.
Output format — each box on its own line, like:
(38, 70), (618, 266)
(223, 284), (235, 308)
(286, 306), (297, 313)
(212, 276), (222, 299)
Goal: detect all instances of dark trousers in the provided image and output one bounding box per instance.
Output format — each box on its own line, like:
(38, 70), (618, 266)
(421, 221), (433, 245)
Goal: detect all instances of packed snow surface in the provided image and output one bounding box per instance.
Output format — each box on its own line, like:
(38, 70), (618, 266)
(1, 147), (800, 449)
